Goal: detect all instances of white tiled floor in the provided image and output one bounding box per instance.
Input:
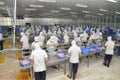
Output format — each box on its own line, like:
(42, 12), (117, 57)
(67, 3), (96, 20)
(0, 50), (120, 80)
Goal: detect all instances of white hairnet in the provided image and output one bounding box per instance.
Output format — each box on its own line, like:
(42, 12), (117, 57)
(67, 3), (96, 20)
(107, 36), (112, 41)
(71, 40), (76, 46)
(34, 37), (39, 42)
(20, 32), (25, 36)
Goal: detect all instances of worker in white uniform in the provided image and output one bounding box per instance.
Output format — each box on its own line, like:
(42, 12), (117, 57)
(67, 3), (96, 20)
(80, 30), (89, 46)
(20, 32), (29, 56)
(64, 33), (69, 44)
(38, 32), (45, 48)
(20, 32), (29, 49)
(88, 31), (96, 45)
(0, 32), (3, 50)
(46, 36), (56, 55)
(103, 36), (115, 67)
(76, 35), (82, 47)
(29, 43), (48, 80)
(72, 30), (78, 40)
(95, 29), (103, 45)
(67, 40), (82, 80)
(52, 33), (59, 46)
(31, 36), (40, 50)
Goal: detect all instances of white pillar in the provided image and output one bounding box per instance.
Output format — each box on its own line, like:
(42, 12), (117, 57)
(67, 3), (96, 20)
(13, 0), (17, 48)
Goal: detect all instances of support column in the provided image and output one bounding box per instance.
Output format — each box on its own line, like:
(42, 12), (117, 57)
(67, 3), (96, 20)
(13, 0), (17, 48)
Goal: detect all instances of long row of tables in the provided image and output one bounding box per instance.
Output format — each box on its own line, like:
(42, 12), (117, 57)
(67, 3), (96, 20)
(19, 47), (104, 80)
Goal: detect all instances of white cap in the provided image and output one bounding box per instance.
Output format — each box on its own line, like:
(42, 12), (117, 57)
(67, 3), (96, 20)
(34, 37), (39, 42)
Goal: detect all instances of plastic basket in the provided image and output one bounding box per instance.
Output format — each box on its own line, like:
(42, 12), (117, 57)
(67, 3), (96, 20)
(81, 48), (90, 54)
(16, 72), (31, 80)
(0, 54), (5, 63)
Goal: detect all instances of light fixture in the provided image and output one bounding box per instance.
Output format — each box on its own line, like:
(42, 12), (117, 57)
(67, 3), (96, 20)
(82, 10), (90, 13)
(30, 4), (44, 8)
(25, 8), (36, 11)
(60, 7), (71, 10)
(100, 9), (107, 12)
(70, 12), (77, 14)
(51, 10), (59, 13)
(106, 0), (117, 3)
(76, 3), (88, 8)
(98, 13), (104, 15)
(115, 12), (120, 14)
(0, 1), (4, 5)
(38, 0), (56, 3)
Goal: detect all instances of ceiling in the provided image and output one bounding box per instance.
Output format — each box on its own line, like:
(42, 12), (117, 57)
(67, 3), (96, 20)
(0, 0), (120, 19)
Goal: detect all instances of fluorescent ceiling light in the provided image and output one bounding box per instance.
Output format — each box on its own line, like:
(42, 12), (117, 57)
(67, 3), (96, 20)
(98, 13), (104, 15)
(76, 3), (88, 8)
(115, 12), (120, 14)
(100, 9), (107, 12)
(25, 8), (36, 11)
(30, 4), (44, 8)
(51, 10), (59, 13)
(38, 0), (56, 3)
(82, 10), (90, 13)
(61, 7), (71, 10)
(106, 0), (117, 3)
(0, 1), (4, 5)
(70, 12), (77, 14)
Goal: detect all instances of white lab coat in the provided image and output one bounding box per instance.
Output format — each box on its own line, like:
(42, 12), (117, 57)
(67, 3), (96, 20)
(20, 32), (29, 49)
(80, 31), (89, 42)
(29, 44), (48, 72)
(64, 34), (69, 44)
(105, 37), (115, 55)
(68, 40), (81, 63)
(38, 32), (45, 47)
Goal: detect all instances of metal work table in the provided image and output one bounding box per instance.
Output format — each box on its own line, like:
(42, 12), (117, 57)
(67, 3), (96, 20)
(19, 49), (104, 80)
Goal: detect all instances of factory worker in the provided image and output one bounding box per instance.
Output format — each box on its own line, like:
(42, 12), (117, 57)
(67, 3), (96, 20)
(64, 28), (68, 34)
(35, 26), (40, 35)
(20, 32), (30, 56)
(20, 32), (29, 49)
(31, 37), (40, 50)
(64, 33), (69, 44)
(38, 32), (45, 48)
(47, 29), (52, 37)
(46, 36), (56, 55)
(80, 27), (83, 33)
(76, 27), (80, 33)
(52, 33), (59, 46)
(103, 36), (115, 67)
(88, 31), (96, 45)
(68, 26), (71, 32)
(29, 43), (48, 80)
(95, 29), (103, 45)
(80, 30), (89, 42)
(72, 30), (78, 40)
(42, 29), (47, 36)
(0, 32), (3, 50)
(67, 40), (82, 80)
(75, 35), (82, 47)
(25, 28), (31, 37)
(57, 28), (62, 35)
